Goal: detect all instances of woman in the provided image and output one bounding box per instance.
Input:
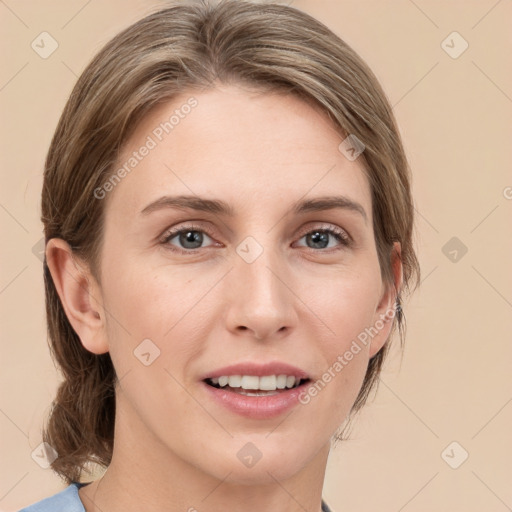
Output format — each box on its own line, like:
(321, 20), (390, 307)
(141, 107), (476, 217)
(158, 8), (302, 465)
(20, 0), (420, 510)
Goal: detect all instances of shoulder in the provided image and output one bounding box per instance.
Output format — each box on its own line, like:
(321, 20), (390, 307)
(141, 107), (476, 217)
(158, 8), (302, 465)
(18, 482), (87, 512)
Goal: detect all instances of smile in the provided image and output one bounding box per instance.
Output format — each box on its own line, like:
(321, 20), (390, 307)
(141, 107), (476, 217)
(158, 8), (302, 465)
(202, 376), (312, 419)
(205, 374), (307, 395)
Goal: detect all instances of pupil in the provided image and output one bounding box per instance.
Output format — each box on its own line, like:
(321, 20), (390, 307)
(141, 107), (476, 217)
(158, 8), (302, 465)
(180, 230), (202, 249)
(177, 230), (330, 250)
(309, 231), (328, 249)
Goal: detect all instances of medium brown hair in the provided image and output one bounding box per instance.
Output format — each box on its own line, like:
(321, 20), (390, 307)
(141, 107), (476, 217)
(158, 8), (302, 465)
(41, 0), (420, 484)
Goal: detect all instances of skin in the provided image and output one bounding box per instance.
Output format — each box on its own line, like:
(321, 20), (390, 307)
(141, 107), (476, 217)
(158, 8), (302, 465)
(47, 84), (402, 512)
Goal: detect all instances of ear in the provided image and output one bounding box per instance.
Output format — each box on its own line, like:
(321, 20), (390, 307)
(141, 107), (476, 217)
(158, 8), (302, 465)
(368, 241), (403, 358)
(45, 238), (109, 355)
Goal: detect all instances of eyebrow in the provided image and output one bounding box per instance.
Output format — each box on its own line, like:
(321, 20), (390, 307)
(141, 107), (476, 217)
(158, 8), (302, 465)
(140, 194), (367, 223)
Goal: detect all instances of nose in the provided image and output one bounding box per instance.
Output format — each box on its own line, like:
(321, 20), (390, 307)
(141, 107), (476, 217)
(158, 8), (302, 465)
(224, 244), (297, 341)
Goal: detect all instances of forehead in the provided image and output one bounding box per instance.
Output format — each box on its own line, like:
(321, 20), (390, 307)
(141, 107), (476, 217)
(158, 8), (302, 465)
(105, 84), (372, 221)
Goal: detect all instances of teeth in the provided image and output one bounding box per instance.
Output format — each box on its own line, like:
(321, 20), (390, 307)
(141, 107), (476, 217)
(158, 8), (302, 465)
(276, 375), (287, 389)
(209, 374), (303, 391)
(259, 375), (276, 390)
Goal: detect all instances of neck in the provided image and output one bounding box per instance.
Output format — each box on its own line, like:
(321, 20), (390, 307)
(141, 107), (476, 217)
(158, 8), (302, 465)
(78, 393), (330, 512)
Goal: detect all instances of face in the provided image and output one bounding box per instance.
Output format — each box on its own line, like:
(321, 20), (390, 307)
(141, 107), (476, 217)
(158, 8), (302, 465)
(65, 84), (399, 485)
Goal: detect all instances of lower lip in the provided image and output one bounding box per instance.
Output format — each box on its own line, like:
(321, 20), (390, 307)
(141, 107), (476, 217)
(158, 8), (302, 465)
(201, 381), (310, 419)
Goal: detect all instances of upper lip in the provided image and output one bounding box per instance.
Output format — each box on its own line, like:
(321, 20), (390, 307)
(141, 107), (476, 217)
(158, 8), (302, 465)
(201, 361), (310, 381)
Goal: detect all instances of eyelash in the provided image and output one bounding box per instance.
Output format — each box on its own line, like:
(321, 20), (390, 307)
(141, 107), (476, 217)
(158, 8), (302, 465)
(160, 223), (352, 254)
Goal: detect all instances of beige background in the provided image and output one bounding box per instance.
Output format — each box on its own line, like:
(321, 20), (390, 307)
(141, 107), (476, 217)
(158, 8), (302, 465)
(1, 1), (511, 511)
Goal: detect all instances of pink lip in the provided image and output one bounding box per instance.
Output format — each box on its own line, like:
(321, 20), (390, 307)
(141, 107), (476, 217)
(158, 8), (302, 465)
(201, 380), (310, 419)
(199, 361), (312, 420)
(200, 361), (310, 380)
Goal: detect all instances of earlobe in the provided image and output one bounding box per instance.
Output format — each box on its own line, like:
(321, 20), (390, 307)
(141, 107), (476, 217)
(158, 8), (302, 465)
(369, 241), (403, 358)
(45, 238), (109, 355)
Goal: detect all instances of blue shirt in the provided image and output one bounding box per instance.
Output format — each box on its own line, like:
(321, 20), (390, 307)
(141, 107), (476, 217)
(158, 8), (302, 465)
(19, 482), (334, 511)
(19, 482), (88, 512)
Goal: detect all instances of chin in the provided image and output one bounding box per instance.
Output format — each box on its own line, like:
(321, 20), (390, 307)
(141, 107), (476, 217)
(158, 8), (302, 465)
(203, 434), (318, 485)
(222, 459), (308, 486)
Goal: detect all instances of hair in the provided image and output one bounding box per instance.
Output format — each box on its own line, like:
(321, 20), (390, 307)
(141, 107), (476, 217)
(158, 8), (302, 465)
(40, 0), (420, 484)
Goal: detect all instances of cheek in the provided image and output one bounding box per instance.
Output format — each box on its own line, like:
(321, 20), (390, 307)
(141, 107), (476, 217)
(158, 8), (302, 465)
(301, 267), (380, 407)
(100, 261), (202, 422)
(310, 265), (381, 345)
(102, 253), (193, 335)
(100, 255), (214, 379)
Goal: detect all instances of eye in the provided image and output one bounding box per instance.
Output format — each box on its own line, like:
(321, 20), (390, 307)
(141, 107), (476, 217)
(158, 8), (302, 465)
(294, 226), (351, 251)
(160, 224), (217, 252)
(160, 223), (352, 254)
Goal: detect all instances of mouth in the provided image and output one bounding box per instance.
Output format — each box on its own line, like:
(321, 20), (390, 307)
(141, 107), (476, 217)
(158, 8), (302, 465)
(204, 375), (311, 396)
(200, 362), (313, 418)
